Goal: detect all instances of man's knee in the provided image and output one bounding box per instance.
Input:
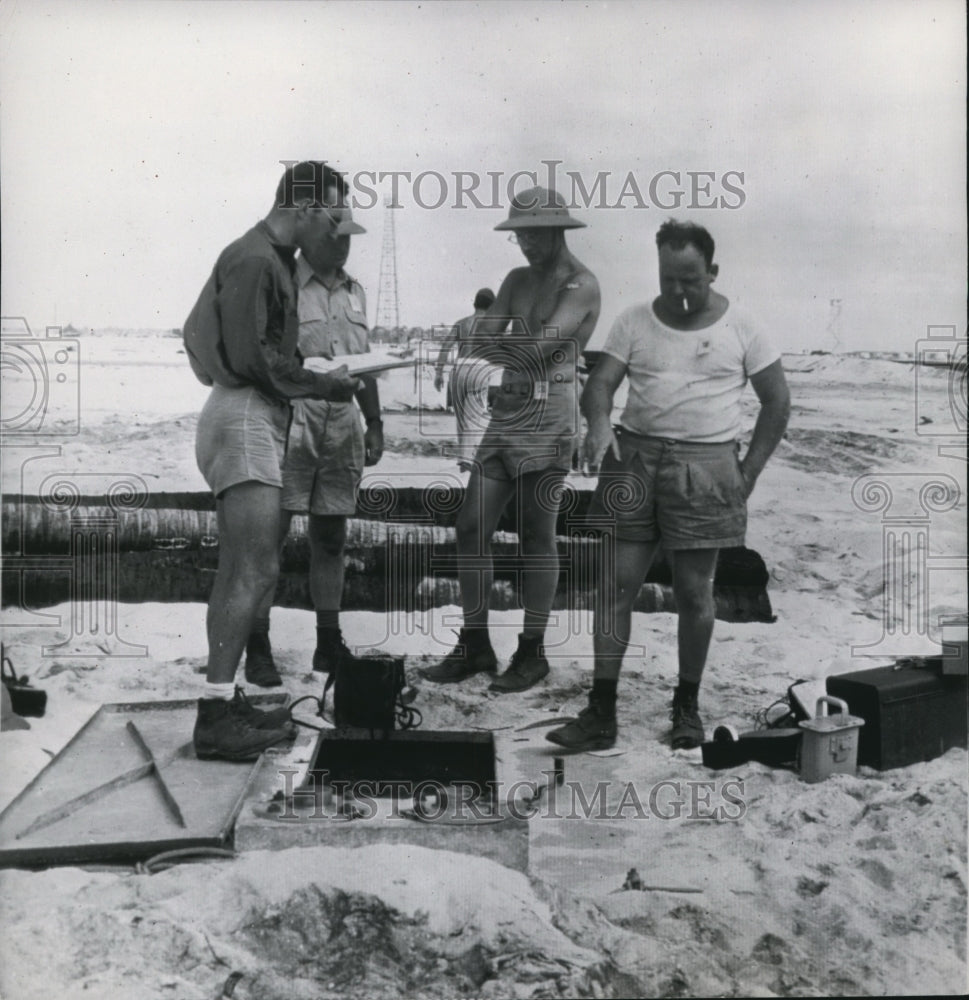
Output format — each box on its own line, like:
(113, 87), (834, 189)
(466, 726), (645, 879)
(519, 520), (556, 554)
(671, 550), (718, 618)
(519, 474), (562, 553)
(599, 573), (642, 613)
(310, 516), (347, 558)
(218, 484), (282, 557)
(455, 506), (482, 551)
(222, 541), (280, 591)
(602, 539), (658, 610)
(673, 576), (715, 618)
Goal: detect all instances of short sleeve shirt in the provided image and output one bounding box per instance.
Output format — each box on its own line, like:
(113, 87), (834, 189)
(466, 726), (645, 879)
(601, 303), (779, 442)
(295, 255), (370, 360)
(290, 257), (370, 442)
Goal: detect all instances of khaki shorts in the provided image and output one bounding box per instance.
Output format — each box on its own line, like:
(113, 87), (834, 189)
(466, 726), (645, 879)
(195, 385), (289, 498)
(475, 380), (579, 481)
(281, 399), (365, 515)
(588, 429), (748, 550)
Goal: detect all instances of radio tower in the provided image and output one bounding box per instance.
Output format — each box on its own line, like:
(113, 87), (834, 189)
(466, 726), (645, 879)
(826, 298), (843, 353)
(375, 197), (400, 333)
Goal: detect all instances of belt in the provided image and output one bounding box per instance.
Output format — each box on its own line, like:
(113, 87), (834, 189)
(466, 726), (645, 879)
(615, 426), (737, 449)
(501, 375), (574, 397)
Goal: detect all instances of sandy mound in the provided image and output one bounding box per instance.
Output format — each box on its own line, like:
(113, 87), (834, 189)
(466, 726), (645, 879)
(0, 845), (648, 1000)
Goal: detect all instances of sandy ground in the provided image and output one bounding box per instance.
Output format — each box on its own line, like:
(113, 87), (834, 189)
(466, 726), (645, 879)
(1, 332), (967, 998)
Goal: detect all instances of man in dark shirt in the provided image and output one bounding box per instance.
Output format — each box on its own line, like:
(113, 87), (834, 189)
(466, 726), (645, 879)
(183, 160), (360, 761)
(244, 174), (382, 685)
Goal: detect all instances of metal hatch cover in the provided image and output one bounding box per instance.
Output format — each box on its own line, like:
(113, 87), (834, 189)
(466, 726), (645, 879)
(0, 696), (287, 868)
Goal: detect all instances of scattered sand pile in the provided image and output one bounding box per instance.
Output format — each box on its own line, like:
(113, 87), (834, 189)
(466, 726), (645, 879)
(0, 845), (646, 1000)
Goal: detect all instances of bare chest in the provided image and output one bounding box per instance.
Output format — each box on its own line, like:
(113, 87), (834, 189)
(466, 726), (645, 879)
(507, 274), (569, 334)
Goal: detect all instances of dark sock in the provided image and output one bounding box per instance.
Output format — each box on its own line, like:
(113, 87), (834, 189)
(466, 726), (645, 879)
(591, 679), (618, 715)
(316, 610), (339, 630)
(675, 679), (700, 702)
(461, 626), (491, 647)
(251, 616), (270, 637)
(316, 625), (342, 651)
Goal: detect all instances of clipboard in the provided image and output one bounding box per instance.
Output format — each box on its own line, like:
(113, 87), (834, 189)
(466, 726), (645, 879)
(303, 354), (418, 377)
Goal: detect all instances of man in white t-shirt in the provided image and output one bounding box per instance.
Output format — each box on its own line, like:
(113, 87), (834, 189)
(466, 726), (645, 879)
(547, 220), (790, 753)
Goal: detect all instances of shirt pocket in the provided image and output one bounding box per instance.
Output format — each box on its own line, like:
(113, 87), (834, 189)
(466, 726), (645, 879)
(326, 307), (369, 358)
(342, 309), (370, 353)
(297, 318), (334, 359)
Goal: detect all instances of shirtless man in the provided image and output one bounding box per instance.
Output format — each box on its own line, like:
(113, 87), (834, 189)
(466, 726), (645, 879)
(547, 219), (790, 752)
(421, 187), (601, 692)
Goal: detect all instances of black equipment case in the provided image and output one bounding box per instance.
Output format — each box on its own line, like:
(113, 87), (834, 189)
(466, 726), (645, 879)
(826, 659), (968, 770)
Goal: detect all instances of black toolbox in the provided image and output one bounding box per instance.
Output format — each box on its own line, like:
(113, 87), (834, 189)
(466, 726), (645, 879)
(826, 659), (967, 770)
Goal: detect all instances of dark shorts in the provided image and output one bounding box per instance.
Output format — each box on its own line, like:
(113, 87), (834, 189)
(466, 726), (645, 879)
(195, 385), (289, 498)
(587, 429), (748, 550)
(474, 381), (578, 482)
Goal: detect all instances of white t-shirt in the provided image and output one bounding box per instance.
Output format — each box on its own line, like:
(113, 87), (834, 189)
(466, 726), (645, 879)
(601, 303), (779, 442)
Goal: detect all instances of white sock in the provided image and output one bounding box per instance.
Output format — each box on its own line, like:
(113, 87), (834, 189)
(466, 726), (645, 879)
(204, 682), (235, 701)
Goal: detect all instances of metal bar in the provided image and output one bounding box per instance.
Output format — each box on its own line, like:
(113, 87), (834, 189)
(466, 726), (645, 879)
(126, 721), (187, 828)
(515, 716), (578, 732)
(15, 739), (192, 840)
(16, 761), (154, 840)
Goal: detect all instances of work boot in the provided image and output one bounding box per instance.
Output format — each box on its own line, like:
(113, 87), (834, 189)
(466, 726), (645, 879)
(231, 686), (296, 735)
(670, 688), (705, 749)
(193, 698), (293, 762)
(419, 628), (497, 683)
(489, 634), (550, 693)
(312, 629), (355, 674)
(244, 631), (282, 688)
(546, 697), (618, 752)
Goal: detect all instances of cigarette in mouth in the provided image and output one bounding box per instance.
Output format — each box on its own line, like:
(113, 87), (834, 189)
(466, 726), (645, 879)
(682, 297), (689, 312)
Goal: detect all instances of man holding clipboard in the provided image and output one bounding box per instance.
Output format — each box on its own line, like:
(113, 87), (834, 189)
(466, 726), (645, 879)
(244, 166), (385, 685)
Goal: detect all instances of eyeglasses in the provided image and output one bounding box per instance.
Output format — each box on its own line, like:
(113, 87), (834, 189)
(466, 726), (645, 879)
(507, 231), (547, 247)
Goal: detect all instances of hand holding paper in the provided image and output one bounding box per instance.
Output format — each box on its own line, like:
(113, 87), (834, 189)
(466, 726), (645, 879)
(315, 364), (361, 402)
(303, 350), (418, 377)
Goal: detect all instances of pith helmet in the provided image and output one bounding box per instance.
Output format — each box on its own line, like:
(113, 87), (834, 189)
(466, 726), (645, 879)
(334, 218), (366, 235)
(494, 186), (586, 230)
(334, 208), (366, 236)
(326, 192), (365, 235)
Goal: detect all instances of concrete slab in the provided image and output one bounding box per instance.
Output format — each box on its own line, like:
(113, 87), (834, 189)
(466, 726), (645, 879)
(234, 725), (530, 872)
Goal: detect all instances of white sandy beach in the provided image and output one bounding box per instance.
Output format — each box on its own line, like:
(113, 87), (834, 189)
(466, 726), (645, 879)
(0, 331), (966, 998)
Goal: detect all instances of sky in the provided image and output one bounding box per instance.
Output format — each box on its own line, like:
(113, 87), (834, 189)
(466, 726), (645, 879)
(1, 0), (965, 353)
